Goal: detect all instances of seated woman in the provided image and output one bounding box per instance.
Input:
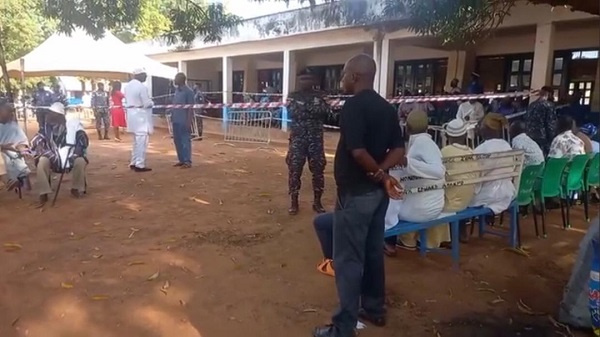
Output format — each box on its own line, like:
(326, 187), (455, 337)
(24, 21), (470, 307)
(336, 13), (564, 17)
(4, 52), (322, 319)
(0, 100), (30, 190)
(548, 115), (585, 158)
(470, 113), (516, 216)
(384, 110), (446, 255)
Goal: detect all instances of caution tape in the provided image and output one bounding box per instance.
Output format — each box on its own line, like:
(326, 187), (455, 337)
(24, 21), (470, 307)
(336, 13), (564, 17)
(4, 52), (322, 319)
(18, 90), (533, 110)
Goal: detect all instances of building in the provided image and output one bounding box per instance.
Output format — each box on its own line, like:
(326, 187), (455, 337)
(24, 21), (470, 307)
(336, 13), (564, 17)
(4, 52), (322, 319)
(133, 0), (600, 110)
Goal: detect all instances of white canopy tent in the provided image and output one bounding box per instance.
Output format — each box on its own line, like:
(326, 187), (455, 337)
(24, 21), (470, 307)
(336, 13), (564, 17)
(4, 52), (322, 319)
(6, 30), (177, 80)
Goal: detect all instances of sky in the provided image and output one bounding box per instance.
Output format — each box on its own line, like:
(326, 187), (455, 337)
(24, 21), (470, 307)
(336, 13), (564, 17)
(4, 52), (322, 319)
(218, 0), (304, 18)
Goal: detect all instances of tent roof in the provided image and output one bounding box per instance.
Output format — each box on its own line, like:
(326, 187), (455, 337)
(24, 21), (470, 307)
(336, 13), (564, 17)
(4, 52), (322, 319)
(6, 30), (177, 80)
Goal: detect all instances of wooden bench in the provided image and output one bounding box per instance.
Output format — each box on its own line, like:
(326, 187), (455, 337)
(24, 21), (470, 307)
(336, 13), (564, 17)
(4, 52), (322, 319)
(384, 150), (525, 268)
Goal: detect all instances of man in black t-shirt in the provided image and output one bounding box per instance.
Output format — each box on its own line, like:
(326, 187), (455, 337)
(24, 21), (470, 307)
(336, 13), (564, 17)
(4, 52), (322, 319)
(313, 54), (405, 337)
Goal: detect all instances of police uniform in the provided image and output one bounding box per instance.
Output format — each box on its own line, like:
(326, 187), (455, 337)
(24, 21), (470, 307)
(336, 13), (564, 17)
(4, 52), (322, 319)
(286, 90), (330, 214)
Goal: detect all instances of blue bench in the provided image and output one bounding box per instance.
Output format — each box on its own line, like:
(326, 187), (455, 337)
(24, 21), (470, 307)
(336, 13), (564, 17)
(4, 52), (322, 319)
(383, 200), (518, 268)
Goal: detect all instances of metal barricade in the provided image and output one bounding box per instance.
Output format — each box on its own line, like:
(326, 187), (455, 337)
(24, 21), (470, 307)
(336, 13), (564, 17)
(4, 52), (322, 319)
(166, 113), (203, 140)
(224, 109), (272, 144)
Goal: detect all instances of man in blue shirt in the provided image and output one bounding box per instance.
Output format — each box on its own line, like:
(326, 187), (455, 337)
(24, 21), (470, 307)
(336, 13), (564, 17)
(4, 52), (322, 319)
(171, 73), (195, 168)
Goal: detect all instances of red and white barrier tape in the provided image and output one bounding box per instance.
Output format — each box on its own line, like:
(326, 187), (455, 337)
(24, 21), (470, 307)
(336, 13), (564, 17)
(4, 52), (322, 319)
(18, 90), (534, 110)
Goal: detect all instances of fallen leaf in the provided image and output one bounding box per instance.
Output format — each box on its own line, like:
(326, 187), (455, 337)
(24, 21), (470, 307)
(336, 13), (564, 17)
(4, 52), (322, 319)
(93, 222), (102, 226)
(490, 296), (505, 305)
(162, 280), (170, 290)
(91, 295), (109, 300)
(190, 197), (210, 205)
(477, 288), (497, 294)
(127, 261), (145, 266)
(92, 254), (103, 259)
(11, 316), (20, 326)
(61, 282), (74, 289)
(159, 288), (168, 295)
(147, 271), (160, 281)
(179, 299), (186, 307)
(517, 299), (546, 315)
(3, 243), (22, 252)
(302, 309), (317, 313)
(503, 247), (530, 257)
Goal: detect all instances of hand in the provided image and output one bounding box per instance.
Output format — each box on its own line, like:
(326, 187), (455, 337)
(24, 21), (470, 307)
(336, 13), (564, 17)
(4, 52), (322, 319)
(383, 174), (404, 200)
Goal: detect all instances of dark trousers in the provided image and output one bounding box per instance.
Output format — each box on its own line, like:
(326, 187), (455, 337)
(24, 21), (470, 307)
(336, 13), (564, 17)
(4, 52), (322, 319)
(332, 188), (389, 337)
(314, 212), (334, 259)
(286, 133), (326, 195)
(172, 122), (192, 164)
(35, 110), (46, 130)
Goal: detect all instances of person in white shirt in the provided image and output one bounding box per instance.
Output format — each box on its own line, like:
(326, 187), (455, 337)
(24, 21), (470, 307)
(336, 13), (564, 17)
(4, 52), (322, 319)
(384, 109), (445, 254)
(124, 68), (154, 172)
(470, 113), (516, 215)
(509, 120), (545, 166)
(456, 99), (485, 123)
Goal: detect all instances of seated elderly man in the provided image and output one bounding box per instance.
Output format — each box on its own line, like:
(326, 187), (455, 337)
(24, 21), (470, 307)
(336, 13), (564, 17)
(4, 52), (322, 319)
(510, 120), (545, 166)
(30, 102), (89, 206)
(384, 109), (445, 254)
(0, 99), (30, 190)
(470, 113), (516, 216)
(441, 119), (479, 242)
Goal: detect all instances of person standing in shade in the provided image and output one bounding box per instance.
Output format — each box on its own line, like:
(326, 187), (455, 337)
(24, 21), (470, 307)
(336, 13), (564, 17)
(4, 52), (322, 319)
(32, 81), (52, 130)
(124, 68), (154, 172)
(193, 82), (205, 140)
(468, 72), (484, 95)
(91, 82), (111, 140)
(313, 54), (404, 337)
(171, 73), (195, 168)
(525, 86), (557, 155)
(286, 69), (330, 215)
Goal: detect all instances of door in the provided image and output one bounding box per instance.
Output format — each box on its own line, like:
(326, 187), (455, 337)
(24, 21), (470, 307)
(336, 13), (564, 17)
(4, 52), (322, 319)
(568, 81), (594, 106)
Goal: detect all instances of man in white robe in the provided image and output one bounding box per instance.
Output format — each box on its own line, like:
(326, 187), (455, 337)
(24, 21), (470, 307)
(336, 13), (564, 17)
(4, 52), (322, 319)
(0, 100), (30, 190)
(470, 113), (516, 215)
(125, 68), (154, 172)
(384, 110), (445, 254)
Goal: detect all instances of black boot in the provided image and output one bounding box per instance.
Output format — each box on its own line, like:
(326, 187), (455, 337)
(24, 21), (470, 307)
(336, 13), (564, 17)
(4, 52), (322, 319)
(288, 194), (299, 215)
(312, 191), (326, 213)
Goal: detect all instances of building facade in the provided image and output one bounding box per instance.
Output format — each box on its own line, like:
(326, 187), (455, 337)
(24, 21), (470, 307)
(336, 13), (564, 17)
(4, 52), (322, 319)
(134, 0), (600, 109)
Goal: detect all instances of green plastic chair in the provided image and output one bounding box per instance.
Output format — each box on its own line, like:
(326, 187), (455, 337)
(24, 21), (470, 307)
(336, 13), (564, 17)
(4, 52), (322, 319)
(584, 153), (600, 222)
(516, 163), (545, 240)
(538, 157), (569, 230)
(562, 154), (590, 228)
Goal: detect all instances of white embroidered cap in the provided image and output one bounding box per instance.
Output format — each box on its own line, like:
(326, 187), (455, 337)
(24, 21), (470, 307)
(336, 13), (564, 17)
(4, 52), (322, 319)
(48, 102), (65, 115)
(445, 118), (468, 137)
(132, 67), (146, 75)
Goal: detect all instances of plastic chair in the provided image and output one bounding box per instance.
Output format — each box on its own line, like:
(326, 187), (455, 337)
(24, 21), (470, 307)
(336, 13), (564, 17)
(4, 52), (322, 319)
(515, 163), (545, 241)
(538, 157), (569, 230)
(583, 153), (600, 222)
(562, 154), (590, 228)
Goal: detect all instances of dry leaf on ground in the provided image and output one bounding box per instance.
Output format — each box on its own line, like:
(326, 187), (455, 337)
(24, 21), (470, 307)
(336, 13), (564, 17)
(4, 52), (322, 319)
(61, 282), (74, 289)
(147, 271), (160, 281)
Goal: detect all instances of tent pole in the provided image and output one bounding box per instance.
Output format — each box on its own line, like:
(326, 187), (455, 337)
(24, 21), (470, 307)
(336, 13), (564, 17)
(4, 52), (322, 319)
(19, 58), (27, 138)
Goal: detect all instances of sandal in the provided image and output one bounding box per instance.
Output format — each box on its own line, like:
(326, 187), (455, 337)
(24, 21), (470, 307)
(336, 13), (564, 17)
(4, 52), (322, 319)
(383, 243), (397, 257)
(396, 241), (417, 251)
(316, 259), (335, 277)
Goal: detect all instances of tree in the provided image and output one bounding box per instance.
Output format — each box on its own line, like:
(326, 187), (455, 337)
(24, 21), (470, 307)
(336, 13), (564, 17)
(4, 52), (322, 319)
(0, 0), (53, 100)
(0, 0), (240, 101)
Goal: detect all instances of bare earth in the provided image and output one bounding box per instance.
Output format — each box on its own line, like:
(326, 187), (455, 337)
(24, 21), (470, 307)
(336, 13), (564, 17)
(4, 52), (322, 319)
(0, 120), (597, 337)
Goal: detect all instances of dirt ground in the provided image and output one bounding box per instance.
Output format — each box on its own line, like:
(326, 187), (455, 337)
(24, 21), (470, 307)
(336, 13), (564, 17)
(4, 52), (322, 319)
(0, 120), (597, 337)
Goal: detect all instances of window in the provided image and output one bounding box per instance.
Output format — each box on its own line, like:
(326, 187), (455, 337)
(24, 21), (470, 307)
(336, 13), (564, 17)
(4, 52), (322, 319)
(217, 71), (245, 92)
(572, 50), (599, 59)
(506, 55), (533, 90)
(257, 69), (282, 92)
(393, 59), (447, 96)
(568, 81), (594, 105)
(307, 65), (344, 92)
(552, 57), (564, 87)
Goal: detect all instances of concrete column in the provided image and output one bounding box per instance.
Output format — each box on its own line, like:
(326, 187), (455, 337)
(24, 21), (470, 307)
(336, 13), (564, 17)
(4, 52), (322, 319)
(243, 58), (257, 93)
(373, 38), (383, 93)
(531, 22), (555, 92)
(378, 38), (393, 98)
(177, 60), (188, 76)
(445, 50), (476, 91)
(222, 56), (233, 104)
(282, 50), (297, 100)
(592, 58), (600, 112)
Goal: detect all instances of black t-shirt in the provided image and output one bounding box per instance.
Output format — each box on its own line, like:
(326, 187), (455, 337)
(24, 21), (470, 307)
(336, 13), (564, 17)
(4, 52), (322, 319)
(334, 89), (404, 194)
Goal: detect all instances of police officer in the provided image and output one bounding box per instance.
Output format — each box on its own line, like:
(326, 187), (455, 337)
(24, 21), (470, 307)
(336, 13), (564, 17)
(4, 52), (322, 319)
(32, 81), (52, 130)
(286, 69), (330, 215)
